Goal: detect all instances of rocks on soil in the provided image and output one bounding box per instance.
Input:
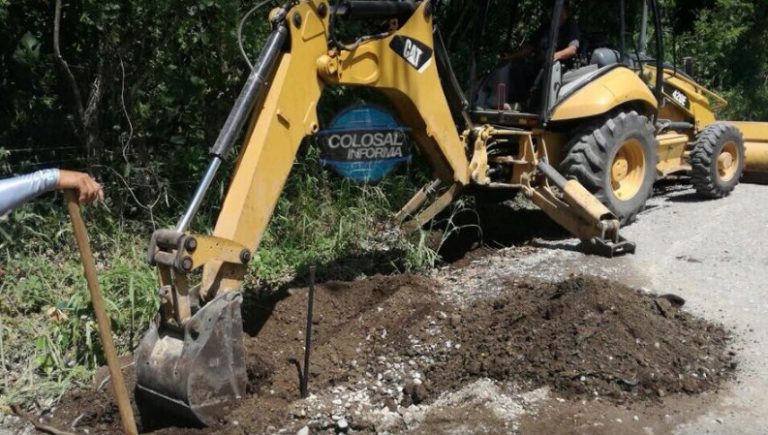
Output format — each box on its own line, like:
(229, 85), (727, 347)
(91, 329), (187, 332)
(38, 273), (733, 434)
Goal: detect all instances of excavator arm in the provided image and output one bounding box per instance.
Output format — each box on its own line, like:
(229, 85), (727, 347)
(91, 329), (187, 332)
(136, 0), (632, 426)
(201, 0), (470, 300)
(136, 1), (471, 425)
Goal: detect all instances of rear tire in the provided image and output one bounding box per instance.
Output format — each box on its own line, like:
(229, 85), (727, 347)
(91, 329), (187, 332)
(690, 123), (745, 198)
(559, 111), (658, 224)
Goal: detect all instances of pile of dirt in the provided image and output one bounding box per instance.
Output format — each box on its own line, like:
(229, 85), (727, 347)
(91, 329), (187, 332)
(38, 274), (447, 434)
(37, 274), (734, 434)
(222, 273), (446, 433)
(428, 276), (735, 402)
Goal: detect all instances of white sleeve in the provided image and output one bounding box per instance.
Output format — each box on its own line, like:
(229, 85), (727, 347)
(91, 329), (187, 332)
(0, 169), (60, 216)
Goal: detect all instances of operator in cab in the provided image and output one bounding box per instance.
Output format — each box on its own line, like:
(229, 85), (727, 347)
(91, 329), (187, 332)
(502, 0), (581, 108)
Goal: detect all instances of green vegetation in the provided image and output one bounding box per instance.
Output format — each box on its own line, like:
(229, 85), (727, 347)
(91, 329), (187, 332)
(0, 203), (158, 407)
(0, 144), (439, 408)
(246, 147), (438, 285)
(1, 0), (767, 408)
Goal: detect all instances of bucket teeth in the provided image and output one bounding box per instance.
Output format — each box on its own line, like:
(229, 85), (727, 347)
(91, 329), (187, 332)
(135, 291), (247, 427)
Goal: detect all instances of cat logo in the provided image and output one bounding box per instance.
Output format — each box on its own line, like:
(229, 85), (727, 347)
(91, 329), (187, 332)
(404, 40), (424, 68)
(389, 36), (433, 73)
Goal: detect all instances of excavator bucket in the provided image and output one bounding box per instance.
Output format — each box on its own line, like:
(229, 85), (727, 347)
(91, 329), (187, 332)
(135, 291), (247, 427)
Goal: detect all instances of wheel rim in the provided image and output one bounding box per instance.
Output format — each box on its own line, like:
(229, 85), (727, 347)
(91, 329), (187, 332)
(611, 139), (646, 201)
(717, 141), (740, 182)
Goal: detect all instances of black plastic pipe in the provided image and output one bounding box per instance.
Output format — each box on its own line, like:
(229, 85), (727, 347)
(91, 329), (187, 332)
(333, 0), (417, 20)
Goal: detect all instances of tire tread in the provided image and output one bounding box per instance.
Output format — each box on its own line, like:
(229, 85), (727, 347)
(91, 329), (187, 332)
(559, 111), (657, 224)
(690, 122), (745, 199)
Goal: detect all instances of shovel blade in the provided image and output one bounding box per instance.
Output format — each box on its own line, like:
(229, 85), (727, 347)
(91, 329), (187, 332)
(135, 291), (247, 427)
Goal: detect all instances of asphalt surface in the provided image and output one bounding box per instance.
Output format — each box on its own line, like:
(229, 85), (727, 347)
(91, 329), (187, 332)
(619, 182), (768, 434)
(556, 181), (767, 434)
(438, 181), (768, 434)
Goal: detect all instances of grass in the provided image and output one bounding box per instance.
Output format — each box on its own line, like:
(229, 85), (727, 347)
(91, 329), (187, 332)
(0, 207), (159, 409)
(0, 145), (440, 409)
(248, 148), (438, 285)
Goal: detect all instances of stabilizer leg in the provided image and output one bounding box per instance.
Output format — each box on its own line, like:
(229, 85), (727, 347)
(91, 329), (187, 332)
(530, 161), (636, 257)
(394, 179), (443, 224)
(401, 183), (462, 233)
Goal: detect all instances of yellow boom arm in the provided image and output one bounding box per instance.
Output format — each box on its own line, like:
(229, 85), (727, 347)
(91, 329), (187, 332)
(200, 1), (469, 298)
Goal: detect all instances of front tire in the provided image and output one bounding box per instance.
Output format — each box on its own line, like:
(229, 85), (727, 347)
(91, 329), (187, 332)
(559, 111), (658, 224)
(690, 123), (745, 198)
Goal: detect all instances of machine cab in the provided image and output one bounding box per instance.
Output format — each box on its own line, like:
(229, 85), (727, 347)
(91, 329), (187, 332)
(465, 0), (665, 128)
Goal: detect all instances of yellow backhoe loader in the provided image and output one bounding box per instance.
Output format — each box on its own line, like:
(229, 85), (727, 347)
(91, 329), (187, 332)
(134, 0), (768, 426)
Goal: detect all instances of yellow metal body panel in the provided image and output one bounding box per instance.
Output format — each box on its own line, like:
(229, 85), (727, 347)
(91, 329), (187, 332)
(728, 122), (768, 174)
(662, 73), (718, 128)
(657, 101), (691, 125)
(540, 131), (567, 168)
(644, 65), (725, 130)
(551, 68), (657, 122)
(656, 132), (691, 176)
(320, 2), (469, 183)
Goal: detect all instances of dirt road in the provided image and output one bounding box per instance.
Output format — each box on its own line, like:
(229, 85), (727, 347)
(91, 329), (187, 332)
(445, 181), (768, 434)
(608, 182), (768, 434)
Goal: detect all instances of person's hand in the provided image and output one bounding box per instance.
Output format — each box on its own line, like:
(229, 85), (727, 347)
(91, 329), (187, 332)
(554, 45), (578, 62)
(57, 170), (104, 205)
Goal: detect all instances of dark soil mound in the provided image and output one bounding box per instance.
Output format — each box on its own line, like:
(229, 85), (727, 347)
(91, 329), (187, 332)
(39, 274), (734, 434)
(428, 276), (734, 402)
(38, 274), (443, 434)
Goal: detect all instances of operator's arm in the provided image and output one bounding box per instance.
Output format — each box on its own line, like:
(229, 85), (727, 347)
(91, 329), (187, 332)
(0, 169), (60, 216)
(0, 169), (103, 216)
(554, 44), (578, 62)
(554, 19), (580, 62)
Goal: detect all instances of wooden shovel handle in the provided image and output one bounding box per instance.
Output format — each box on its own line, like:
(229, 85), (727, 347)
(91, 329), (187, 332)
(65, 191), (138, 435)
